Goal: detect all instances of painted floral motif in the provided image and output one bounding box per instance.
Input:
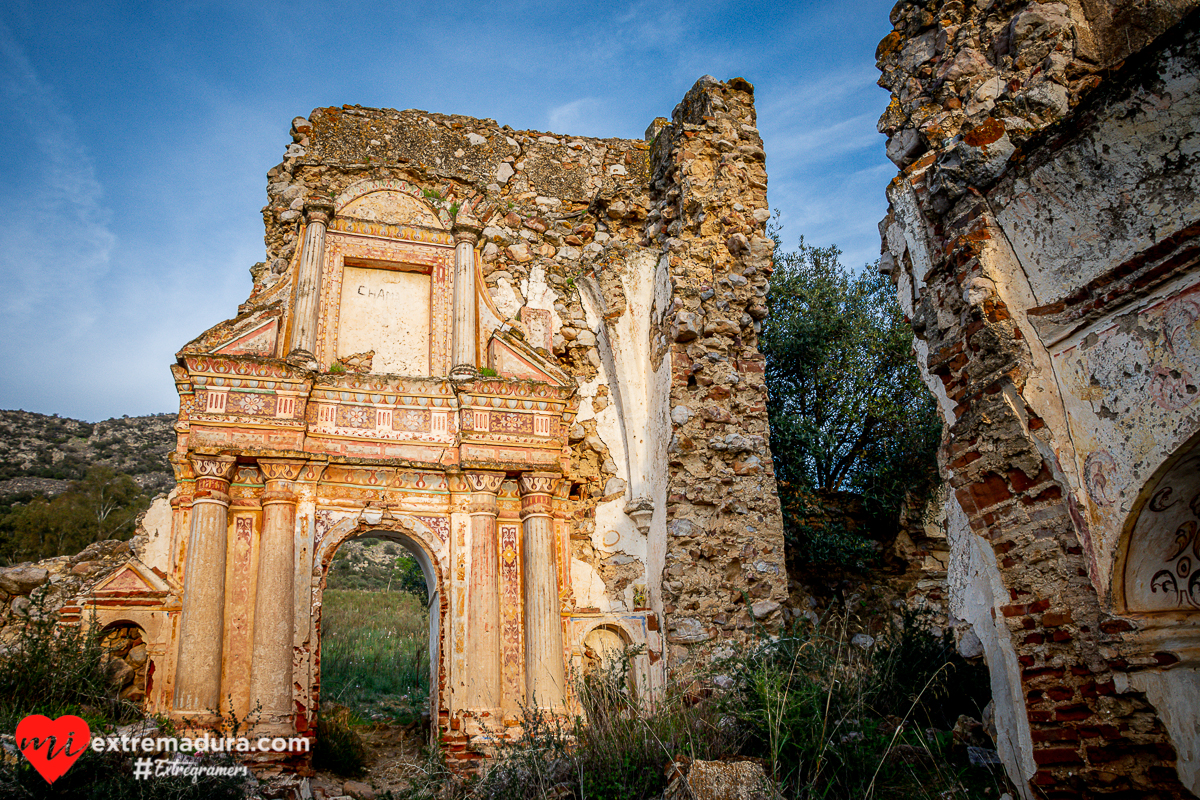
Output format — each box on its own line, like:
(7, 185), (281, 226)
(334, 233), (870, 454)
(394, 409), (431, 432)
(234, 393), (267, 415)
(491, 412), (533, 434)
(337, 405), (375, 429)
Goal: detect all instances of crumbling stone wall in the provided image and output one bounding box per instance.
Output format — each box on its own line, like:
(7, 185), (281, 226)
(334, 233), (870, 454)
(877, 1), (1200, 796)
(230, 76), (788, 667)
(135, 74), (791, 755)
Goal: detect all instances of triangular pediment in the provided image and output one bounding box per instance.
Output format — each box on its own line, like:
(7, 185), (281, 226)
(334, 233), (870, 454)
(90, 559), (173, 598)
(178, 302), (282, 358)
(488, 330), (571, 386)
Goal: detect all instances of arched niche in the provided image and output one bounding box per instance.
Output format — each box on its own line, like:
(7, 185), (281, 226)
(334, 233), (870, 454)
(574, 620), (652, 714)
(1119, 430), (1200, 620)
(99, 620), (151, 704)
(335, 179), (444, 229)
(313, 515), (446, 743)
(1113, 429), (1200, 793)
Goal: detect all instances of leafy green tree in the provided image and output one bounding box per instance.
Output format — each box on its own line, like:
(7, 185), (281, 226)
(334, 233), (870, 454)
(390, 554), (429, 603)
(0, 467), (148, 562)
(761, 234), (942, 565)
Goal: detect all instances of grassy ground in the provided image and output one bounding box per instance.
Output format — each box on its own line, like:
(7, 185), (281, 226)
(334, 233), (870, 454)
(320, 589), (429, 724)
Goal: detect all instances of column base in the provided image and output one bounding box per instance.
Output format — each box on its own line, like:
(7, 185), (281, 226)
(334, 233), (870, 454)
(449, 364), (479, 382)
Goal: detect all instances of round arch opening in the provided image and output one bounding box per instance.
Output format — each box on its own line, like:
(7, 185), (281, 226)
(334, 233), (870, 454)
(315, 522), (444, 739)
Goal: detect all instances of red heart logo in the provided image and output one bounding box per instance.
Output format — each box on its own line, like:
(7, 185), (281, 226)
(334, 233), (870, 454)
(16, 714), (91, 784)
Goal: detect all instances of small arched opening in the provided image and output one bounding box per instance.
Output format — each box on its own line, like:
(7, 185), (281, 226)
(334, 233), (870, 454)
(578, 623), (641, 721)
(99, 620), (150, 706)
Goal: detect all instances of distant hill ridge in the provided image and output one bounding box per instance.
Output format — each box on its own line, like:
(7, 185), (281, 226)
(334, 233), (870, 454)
(0, 410), (176, 498)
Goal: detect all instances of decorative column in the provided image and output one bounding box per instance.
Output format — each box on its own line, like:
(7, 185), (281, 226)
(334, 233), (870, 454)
(249, 459), (305, 731)
(465, 470), (505, 711)
(174, 454), (237, 713)
(450, 214), (482, 380)
(519, 472), (565, 709)
(287, 201), (335, 364)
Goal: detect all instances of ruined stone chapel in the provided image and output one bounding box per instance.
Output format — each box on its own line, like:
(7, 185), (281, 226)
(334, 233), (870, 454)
(877, 0), (1200, 796)
(72, 76), (789, 756)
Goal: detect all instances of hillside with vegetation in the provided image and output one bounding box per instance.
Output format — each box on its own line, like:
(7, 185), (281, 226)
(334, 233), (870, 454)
(0, 410), (175, 564)
(0, 410), (176, 497)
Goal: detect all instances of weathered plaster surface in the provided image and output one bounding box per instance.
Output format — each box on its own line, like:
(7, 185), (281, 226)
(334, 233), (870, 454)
(878, 1), (1200, 794)
(39, 76), (788, 761)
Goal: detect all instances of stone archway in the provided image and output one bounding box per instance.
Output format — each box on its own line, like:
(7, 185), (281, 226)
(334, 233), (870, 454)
(313, 515), (447, 742)
(100, 620), (150, 705)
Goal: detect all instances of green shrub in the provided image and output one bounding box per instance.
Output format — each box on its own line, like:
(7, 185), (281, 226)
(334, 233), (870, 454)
(0, 597), (130, 731)
(0, 603), (249, 799)
(717, 613), (1002, 799)
(313, 706), (369, 777)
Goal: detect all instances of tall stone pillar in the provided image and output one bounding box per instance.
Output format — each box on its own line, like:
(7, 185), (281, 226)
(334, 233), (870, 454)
(449, 215), (481, 381)
(519, 472), (565, 708)
(174, 454), (237, 713)
(465, 470), (505, 710)
(249, 459), (305, 730)
(287, 202), (334, 363)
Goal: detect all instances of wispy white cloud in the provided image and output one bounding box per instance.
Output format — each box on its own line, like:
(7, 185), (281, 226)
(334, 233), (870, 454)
(0, 21), (115, 327)
(547, 97), (607, 137)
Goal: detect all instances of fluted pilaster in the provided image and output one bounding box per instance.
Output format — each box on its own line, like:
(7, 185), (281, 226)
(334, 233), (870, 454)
(249, 459), (305, 730)
(519, 471), (565, 708)
(174, 454), (236, 712)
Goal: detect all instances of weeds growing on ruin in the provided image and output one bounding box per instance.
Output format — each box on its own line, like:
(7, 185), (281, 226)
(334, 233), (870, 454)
(433, 609), (1003, 800)
(320, 589), (429, 722)
(313, 706), (370, 778)
(0, 598), (250, 799)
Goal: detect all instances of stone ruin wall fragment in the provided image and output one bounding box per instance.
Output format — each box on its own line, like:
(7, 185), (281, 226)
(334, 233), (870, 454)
(17, 77), (788, 759)
(877, 0), (1200, 796)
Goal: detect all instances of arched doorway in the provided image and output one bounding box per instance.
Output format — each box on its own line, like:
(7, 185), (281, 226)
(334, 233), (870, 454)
(313, 516), (445, 744)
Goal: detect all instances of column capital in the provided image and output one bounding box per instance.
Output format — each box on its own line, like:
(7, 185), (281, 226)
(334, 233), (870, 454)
(190, 454), (236, 505)
(452, 213), (482, 244)
(303, 200), (335, 225)
(519, 472), (560, 520)
(189, 454), (237, 480)
(258, 458), (307, 483)
(518, 471), (560, 497)
(466, 470), (506, 494)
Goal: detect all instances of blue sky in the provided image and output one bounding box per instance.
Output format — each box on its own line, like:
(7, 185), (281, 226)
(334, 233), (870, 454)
(0, 0), (895, 421)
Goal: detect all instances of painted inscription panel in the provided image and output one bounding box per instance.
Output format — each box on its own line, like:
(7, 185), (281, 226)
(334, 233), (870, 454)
(338, 266), (431, 376)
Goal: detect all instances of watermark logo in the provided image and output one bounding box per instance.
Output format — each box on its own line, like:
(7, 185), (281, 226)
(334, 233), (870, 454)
(16, 714), (91, 784)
